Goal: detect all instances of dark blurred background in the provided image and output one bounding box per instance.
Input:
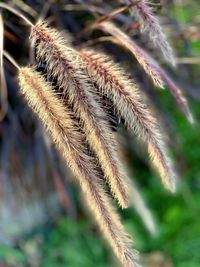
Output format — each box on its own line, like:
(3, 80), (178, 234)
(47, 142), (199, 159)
(0, 0), (200, 266)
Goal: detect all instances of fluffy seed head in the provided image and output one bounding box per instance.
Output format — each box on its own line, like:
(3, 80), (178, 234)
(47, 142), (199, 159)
(93, 21), (193, 124)
(94, 21), (165, 88)
(120, 0), (176, 66)
(80, 49), (176, 192)
(18, 66), (141, 267)
(30, 20), (131, 209)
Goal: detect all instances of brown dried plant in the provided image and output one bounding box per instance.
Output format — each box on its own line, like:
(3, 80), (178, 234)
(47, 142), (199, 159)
(93, 21), (193, 124)
(27, 21), (176, 265)
(79, 49), (176, 192)
(120, 0), (175, 66)
(30, 20), (130, 209)
(0, 1), (195, 266)
(93, 21), (164, 88)
(18, 66), (140, 267)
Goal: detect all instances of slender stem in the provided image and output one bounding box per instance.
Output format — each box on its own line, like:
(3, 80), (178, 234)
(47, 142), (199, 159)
(0, 3), (33, 26)
(3, 51), (20, 70)
(0, 12), (8, 121)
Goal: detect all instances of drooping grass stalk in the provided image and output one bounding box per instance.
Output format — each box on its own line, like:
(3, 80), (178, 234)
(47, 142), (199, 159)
(94, 21), (164, 88)
(0, 2), (33, 26)
(80, 49), (176, 192)
(11, 0), (38, 18)
(18, 67), (141, 267)
(3, 51), (20, 70)
(120, 0), (175, 66)
(159, 70), (194, 124)
(30, 20), (130, 209)
(93, 21), (193, 124)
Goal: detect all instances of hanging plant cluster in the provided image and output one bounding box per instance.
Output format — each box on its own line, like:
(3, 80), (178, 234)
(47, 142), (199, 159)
(0, 1), (194, 266)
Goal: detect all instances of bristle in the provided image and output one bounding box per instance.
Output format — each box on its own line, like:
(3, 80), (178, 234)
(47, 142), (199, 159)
(95, 21), (164, 88)
(93, 21), (193, 123)
(80, 49), (176, 192)
(30, 20), (130, 208)
(18, 67), (141, 267)
(120, 0), (176, 66)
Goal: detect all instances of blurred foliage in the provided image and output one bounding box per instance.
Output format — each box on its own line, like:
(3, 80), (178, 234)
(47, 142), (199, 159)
(0, 0), (200, 267)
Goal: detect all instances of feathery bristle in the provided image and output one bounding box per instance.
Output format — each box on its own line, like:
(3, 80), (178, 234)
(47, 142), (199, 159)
(30, 20), (130, 208)
(120, 0), (176, 66)
(93, 21), (193, 123)
(80, 49), (176, 192)
(18, 67), (141, 267)
(95, 21), (164, 88)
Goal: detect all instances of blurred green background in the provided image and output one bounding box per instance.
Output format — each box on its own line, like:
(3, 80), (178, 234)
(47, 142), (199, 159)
(0, 1), (200, 267)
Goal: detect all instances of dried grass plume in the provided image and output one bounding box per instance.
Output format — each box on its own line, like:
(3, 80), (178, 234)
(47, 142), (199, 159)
(93, 21), (193, 124)
(18, 66), (141, 267)
(120, 0), (176, 66)
(29, 20), (131, 209)
(80, 49), (176, 192)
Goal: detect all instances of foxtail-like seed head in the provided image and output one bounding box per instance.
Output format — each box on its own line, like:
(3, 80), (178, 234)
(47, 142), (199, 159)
(80, 49), (176, 192)
(18, 66), (141, 267)
(120, 0), (176, 66)
(30, 20), (131, 209)
(94, 21), (165, 88)
(93, 21), (193, 124)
